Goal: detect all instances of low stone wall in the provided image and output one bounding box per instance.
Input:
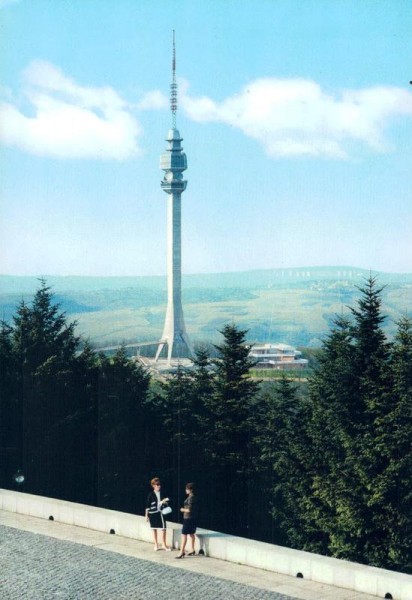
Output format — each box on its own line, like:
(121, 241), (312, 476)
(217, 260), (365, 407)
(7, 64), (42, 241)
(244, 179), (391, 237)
(1, 489), (411, 600)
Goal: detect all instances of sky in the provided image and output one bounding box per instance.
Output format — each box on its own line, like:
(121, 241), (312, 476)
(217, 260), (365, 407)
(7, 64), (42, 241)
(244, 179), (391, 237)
(1, 0), (412, 277)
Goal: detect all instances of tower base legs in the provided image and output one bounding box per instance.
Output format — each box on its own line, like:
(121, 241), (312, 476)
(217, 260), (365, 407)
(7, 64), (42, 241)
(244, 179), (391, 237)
(154, 332), (193, 363)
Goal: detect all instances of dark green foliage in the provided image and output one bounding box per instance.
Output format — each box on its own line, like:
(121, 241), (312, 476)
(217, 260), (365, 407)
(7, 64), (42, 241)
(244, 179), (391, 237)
(268, 277), (412, 573)
(0, 281), (153, 511)
(1, 277), (410, 573)
(96, 347), (150, 511)
(151, 364), (201, 510)
(0, 321), (20, 485)
(306, 315), (364, 558)
(206, 325), (259, 532)
(154, 327), (260, 533)
(149, 345), (217, 519)
(208, 325), (259, 469)
(369, 316), (412, 572)
(4, 281), (97, 500)
(12, 281), (80, 371)
(252, 376), (312, 545)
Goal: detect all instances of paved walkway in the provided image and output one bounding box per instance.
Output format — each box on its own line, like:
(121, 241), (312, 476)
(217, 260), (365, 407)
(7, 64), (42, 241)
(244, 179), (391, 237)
(0, 510), (378, 600)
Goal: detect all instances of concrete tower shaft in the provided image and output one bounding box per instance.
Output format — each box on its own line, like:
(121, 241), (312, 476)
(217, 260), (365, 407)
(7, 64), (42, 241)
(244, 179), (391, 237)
(154, 129), (192, 362)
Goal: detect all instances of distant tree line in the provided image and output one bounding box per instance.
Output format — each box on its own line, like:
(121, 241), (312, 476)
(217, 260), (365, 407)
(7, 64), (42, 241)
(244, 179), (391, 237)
(0, 278), (410, 574)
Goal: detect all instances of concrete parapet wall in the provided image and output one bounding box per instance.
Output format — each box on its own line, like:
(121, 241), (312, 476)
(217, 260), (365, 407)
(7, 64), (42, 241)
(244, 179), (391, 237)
(1, 489), (411, 600)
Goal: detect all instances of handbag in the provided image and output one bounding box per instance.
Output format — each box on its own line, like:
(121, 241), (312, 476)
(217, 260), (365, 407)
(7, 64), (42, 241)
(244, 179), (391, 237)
(161, 506), (172, 515)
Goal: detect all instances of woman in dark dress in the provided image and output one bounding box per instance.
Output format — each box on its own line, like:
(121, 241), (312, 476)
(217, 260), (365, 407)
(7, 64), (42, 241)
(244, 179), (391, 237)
(176, 482), (197, 558)
(145, 477), (171, 551)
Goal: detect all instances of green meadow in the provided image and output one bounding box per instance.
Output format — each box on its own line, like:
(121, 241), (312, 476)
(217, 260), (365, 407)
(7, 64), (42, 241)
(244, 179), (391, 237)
(2, 267), (410, 350)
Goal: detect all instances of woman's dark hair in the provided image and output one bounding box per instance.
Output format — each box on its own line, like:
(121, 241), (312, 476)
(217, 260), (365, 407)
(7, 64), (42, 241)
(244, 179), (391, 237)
(186, 482), (195, 492)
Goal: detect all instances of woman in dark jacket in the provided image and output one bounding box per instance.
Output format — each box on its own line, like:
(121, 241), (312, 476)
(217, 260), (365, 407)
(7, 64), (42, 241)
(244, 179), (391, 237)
(145, 477), (171, 551)
(176, 482), (198, 558)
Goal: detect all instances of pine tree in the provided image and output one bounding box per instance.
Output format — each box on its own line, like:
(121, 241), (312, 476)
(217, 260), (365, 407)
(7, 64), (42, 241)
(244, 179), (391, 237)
(0, 322), (19, 487)
(151, 348), (216, 517)
(155, 366), (195, 509)
(306, 314), (363, 558)
(9, 281), (95, 500)
(69, 342), (101, 503)
(366, 317), (412, 572)
(97, 347), (150, 511)
(252, 376), (311, 545)
(345, 277), (393, 565)
(205, 324), (259, 532)
(350, 276), (391, 425)
(190, 345), (215, 430)
(13, 280), (79, 372)
(297, 277), (411, 571)
(266, 316), (359, 555)
(209, 324), (258, 468)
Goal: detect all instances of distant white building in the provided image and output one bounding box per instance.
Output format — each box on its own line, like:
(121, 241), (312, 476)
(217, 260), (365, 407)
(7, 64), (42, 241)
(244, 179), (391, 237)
(249, 343), (309, 370)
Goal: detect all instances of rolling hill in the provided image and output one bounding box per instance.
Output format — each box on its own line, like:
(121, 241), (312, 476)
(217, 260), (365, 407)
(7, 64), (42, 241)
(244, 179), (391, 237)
(1, 267), (411, 349)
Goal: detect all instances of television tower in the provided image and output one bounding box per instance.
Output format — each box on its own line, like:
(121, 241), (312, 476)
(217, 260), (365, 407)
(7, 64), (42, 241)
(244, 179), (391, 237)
(155, 31), (192, 363)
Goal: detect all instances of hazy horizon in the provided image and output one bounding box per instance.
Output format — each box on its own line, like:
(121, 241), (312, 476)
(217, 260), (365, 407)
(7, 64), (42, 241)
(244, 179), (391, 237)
(2, 264), (412, 280)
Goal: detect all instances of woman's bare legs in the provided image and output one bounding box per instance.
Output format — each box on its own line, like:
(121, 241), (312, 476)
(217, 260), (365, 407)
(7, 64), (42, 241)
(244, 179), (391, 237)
(178, 533), (188, 557)
(153, 529), (159, 550)
(161, 529), (170, 550)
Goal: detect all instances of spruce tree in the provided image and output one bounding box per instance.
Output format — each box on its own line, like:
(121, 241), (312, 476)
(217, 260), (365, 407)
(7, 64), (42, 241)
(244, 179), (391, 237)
(97, 347), (150, 511)
(265, 316), (359, 555)
(252, 376), (312, 545)
(190, 345), (215, 431)
(206, 324), (259, 532)
(0, 322), (19, 487)
(299, 277), (411, 571)
(307, 315), (362, 558)
(155, 365), (196, 502)
(13, 281), (79, 372)
(367, 316), (412, 572)
(151, 348), (216, 518)
(346, 277), (393, 565)
(209, 324), (258, 468)
(9, 281), (96, 501)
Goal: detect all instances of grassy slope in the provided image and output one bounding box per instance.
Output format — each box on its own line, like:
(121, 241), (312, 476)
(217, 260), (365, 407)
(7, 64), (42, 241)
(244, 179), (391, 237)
(1, 268), (411, 348)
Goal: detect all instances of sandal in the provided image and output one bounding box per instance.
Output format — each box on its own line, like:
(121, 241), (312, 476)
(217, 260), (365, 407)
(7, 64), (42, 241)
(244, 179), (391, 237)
(187, 551), (196, 556)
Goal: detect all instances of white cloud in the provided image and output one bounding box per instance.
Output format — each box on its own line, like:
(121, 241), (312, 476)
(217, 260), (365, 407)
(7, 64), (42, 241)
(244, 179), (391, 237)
(0, 61), (141, 160)
(180, 78), (412, 158)
(3, 66), (411, 161)
(136, 90), (168, 111)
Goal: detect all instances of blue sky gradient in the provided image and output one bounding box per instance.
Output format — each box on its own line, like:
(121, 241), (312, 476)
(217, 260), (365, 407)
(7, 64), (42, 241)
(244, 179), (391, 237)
(1, 0), (411, 276)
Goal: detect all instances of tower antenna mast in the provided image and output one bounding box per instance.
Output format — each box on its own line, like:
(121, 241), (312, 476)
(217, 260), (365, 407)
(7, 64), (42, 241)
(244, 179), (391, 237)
(171, 30), (177, 128)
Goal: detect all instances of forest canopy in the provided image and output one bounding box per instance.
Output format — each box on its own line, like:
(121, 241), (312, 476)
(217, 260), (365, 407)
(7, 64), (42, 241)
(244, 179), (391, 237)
(0, 278), (410, 573)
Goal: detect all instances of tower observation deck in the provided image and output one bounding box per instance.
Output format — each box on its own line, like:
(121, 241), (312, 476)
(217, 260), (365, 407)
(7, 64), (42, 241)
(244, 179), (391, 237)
(155, 32), (192, 363)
